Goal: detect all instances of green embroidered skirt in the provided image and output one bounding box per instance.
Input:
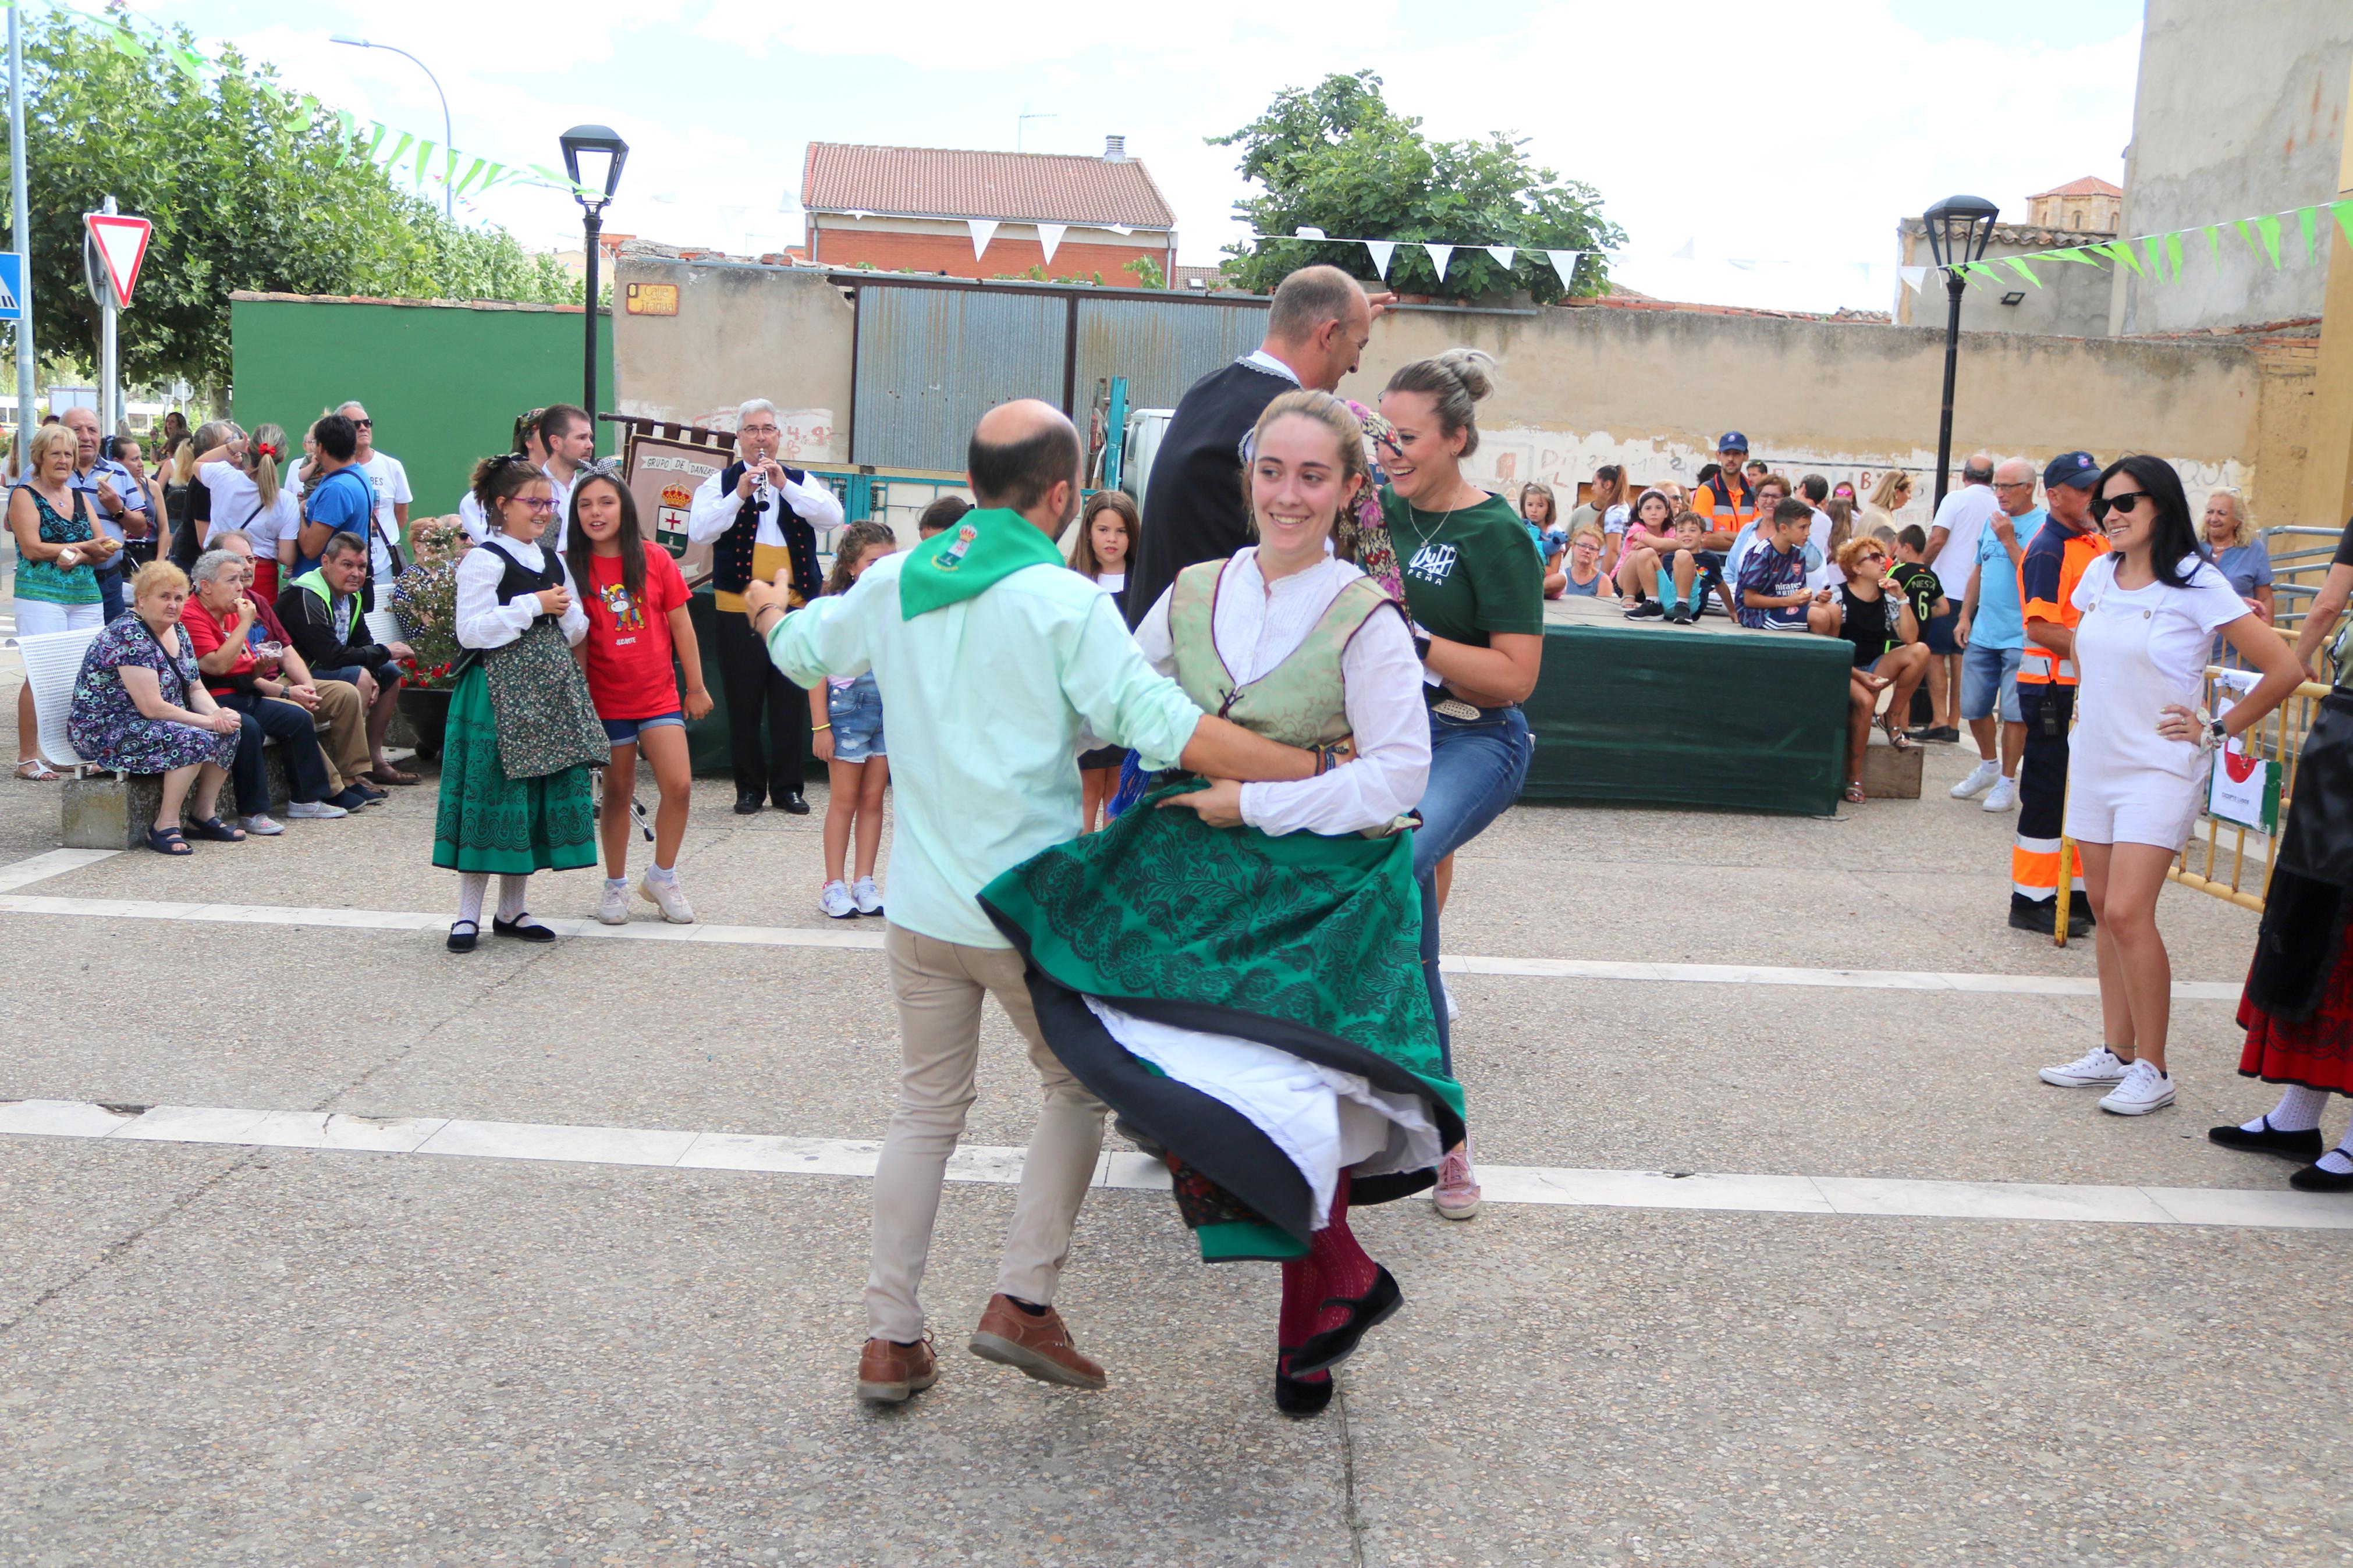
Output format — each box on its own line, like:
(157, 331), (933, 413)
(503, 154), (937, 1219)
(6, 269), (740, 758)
(431, 665), (598, 876)
(979, 790), (1465, 1261)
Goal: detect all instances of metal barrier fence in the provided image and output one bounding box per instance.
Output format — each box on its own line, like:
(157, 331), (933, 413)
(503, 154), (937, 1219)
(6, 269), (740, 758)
(2167, 665), (2333, 911)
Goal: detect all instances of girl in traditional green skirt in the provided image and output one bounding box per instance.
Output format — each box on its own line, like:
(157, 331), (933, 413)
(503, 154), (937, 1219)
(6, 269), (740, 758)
(433, 454), (610, 951)
(981, 389), (1460, 1416)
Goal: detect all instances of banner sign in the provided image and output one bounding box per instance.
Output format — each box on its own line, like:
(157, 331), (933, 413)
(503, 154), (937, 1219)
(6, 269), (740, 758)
(2209, 750), (2280, 834)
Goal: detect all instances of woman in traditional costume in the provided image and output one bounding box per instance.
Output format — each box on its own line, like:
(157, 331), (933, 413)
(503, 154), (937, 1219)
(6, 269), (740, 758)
(982, 389), (1461, 1417)
(433, 454), (608, 952)
(2212, 513), (2353, 1188)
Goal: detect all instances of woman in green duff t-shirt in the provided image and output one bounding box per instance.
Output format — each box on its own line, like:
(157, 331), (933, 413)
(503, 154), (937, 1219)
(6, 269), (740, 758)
(1376, 348), (1546, 1219)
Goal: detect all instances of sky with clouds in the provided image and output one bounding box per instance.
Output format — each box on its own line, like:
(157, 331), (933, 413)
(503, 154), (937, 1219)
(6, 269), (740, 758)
(132, 0), (2145, 314)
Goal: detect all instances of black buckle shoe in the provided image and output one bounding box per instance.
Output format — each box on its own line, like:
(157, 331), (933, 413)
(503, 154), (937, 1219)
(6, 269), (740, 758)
(2208, 1117), (2324, 1163)
(491, 914), (558, 943)
(1290, 1266), (1402, 1378)
(446, 919), (479, 953)
(1273, 1352), (1333, 1417)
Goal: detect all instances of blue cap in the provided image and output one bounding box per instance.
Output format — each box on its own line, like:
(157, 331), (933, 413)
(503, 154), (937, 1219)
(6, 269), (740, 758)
(2042, 450), (2101, 491)
(1717, 431), (1749, 453)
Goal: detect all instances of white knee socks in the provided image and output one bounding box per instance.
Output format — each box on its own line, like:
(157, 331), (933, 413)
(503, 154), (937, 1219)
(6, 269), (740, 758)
(456, 872), (489, 927)
(496, 873), (531, 925)
(2245, 1084), (2329, 1135)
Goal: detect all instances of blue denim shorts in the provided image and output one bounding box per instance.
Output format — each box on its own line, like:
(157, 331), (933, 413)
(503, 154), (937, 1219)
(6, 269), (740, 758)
(1960, 642), (2023, 723)
(828, 677), (886, 763)
(602, 710), (685, 744)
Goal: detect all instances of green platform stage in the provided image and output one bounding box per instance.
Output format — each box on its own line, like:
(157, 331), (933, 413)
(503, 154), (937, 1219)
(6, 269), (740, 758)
(1521, 595), (1851, 817)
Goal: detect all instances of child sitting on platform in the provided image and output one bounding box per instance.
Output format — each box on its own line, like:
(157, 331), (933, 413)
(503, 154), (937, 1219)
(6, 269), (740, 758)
(1629, 510), (1734, 624)
(812, 520), (900, 919)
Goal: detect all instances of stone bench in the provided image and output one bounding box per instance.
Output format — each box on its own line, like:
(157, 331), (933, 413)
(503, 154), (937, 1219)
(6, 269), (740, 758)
(1859, 730), (1925, 800)
(60, 742), (419, 851)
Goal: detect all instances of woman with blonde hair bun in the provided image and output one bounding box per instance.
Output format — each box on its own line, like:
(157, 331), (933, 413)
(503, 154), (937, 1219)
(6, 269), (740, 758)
(1376, 345), (1542, 1219)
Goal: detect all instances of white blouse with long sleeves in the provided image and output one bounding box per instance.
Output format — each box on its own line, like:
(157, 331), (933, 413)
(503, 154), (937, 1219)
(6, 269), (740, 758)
(1133, 548), (1429, 837)
(454, 535), (588, 651)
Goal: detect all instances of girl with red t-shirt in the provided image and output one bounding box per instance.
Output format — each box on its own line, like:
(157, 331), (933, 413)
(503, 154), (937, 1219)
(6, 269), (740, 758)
(566, 471), (712, 925)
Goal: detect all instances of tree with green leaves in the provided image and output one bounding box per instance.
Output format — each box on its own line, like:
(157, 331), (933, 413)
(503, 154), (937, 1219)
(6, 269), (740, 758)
(1212, 70), (1623, 304)
(0, 12), (570, 393)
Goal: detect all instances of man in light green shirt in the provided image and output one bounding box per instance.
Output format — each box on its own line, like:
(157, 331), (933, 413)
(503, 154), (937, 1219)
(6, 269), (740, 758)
(748, 399), (1319, 1404)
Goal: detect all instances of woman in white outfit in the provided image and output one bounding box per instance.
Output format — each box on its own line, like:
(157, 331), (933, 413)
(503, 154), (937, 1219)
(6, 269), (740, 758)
(2044, 455), (2302, 1115)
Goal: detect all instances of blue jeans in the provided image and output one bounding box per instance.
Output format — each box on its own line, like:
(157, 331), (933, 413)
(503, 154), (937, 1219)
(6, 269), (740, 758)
(1413, 703), (1534, 1076)
(97, 566), (126, 624)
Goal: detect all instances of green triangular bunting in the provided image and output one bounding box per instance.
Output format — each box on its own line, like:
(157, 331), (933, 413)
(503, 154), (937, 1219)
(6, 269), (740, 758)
(2256, 214), (2282, 268)
(2298, 206), (2318, 264)
(2003, 257), (2042, 286)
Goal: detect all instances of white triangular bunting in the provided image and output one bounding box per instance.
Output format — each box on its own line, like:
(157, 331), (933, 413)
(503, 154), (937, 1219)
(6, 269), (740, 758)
(1484, 245), (1516, 270)
(1670, 237), (1696, 261)
(1898, 265), (1928, 291)
(1035, 223), (1066, 264)
(1545, 250), (1582, 291)
(1364, 240), (1397, 279)
(1295, 226), (1326, 240)
(968, 218), (999, 258)
(1424, 243), (1455, 280)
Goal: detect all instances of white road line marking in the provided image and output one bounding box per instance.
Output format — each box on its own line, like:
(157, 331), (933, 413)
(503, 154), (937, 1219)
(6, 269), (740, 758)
(0, 889), (2240, 1000)
(5, 1098), (2347, 1232)
(0, 847), (119, 893)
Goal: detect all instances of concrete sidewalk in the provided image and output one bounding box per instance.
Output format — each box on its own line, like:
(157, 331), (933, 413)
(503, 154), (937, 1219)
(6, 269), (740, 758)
(2, 709), (2347, 1565)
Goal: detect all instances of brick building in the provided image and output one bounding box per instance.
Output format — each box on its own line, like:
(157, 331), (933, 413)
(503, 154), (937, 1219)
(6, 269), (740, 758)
(800, 138), (1177, 284)
(2025, 176), (2124, 234)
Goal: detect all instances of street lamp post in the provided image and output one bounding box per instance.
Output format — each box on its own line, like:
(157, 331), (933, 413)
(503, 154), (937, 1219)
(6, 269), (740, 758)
(1921, 194), (2000, 509)
(329, 36), (452, 222)
(559, 125), (628, 455)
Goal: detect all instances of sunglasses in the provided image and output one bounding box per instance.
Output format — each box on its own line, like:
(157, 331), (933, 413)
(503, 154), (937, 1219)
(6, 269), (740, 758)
(350, 418), (372, 429)
(2091, 490), (2152, 520)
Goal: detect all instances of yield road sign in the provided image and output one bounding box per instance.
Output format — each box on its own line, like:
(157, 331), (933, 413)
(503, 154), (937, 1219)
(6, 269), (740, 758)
(0, 253), (22, 322)
(83, 212), (153, 307)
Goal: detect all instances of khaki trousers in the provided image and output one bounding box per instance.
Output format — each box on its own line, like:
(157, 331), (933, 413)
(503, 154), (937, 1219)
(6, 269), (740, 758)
(868, 923), (1107, 1342)
(311, 679), (369, 794)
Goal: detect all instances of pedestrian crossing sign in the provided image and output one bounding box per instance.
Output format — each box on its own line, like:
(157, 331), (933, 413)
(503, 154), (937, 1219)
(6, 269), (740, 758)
(0, 253), (22, 322)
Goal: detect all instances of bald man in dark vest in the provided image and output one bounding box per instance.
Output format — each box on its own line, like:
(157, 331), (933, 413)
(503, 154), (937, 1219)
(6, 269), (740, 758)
(1123, 266), (1381, 628)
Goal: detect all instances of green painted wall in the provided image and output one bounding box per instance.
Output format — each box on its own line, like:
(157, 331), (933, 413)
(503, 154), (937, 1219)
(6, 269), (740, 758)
(229, 296), (616, 520)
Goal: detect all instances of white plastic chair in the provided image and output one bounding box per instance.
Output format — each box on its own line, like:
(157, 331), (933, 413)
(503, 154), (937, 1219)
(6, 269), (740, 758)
(363, 607), (404, 648)
(17, 626), (104, 771)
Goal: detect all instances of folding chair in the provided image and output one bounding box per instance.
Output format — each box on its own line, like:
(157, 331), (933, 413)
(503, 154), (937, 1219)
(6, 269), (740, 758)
(17, 626), (104, 774)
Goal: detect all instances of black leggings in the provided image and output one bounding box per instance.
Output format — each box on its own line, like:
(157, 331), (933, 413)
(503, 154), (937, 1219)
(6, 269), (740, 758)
(215, 692), (332, 813)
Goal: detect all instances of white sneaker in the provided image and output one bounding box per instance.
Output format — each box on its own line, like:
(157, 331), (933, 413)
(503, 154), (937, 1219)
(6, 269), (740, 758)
(284, 799), (349, 820)
(240, 813), (284, 836)
(851, 875), (885, 916)
(595, 880), (630, 926)
(2040, 1046), (2130, 1088)
(2099, 1058), (2176, 1115)
(638, 872), (696, 924)
(1982, 776), (2018, 812)
(819, 880), (857, 919)
(1950, 759), (2000, 799)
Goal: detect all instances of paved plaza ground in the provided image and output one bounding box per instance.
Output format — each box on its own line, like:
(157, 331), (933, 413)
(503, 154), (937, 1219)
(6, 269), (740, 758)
(4, 668), (2352, 1566)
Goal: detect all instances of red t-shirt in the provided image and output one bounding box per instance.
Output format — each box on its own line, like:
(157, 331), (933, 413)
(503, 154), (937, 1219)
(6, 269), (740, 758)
(580, 547), (688, 719)
(180, 596), (258, 697)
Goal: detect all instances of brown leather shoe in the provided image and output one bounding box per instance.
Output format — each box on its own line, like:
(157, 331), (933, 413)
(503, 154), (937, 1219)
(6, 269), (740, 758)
(855, 1334), (938, 1404)
(967, 1295), (1107, 1390)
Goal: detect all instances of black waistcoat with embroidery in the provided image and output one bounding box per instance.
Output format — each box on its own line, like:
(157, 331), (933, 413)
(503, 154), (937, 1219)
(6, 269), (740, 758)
(712, 461), (822, 602)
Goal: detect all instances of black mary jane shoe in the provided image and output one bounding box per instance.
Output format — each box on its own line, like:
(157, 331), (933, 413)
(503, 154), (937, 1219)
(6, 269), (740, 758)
(491, 913), (558, 943)
(1273, 1353), (1333, 1417)
(447, 919), (480, 954)
(2208, 1117), (2324, 1164)
(2289, 1158), (2353, 1194)
(1289, 1265), (1403, 1378)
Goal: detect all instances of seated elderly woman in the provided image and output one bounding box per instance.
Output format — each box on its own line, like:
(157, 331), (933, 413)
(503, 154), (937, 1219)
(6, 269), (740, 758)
(178, 546), (349, 836)
(66, 560), (246, 855)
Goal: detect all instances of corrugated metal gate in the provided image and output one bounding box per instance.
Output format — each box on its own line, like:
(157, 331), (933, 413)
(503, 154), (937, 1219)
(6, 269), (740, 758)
(846, 276), (1269, 472)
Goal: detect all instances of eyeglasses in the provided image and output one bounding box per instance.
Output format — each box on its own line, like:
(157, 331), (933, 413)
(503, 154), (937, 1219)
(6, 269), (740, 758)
(2091, 490), (2151, 520)
(519, 497), (558, 513)
(1992, 479), (2034, 492)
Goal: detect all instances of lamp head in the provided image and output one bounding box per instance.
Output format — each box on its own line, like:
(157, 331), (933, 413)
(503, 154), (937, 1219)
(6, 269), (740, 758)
(559, 123), (629, 209)
(1922, 194), (2000, 269)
